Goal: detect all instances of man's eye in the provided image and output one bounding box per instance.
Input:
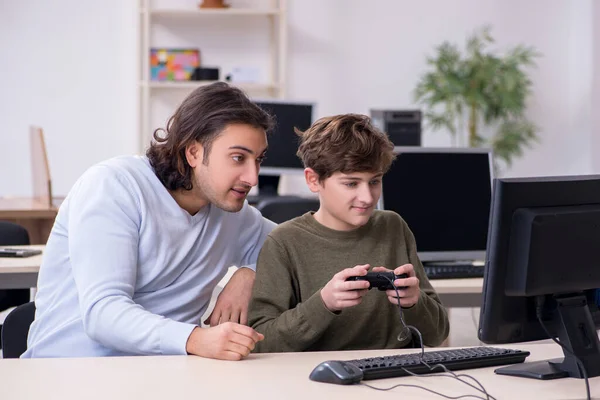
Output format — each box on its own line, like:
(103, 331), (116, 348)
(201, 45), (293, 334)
(257, 156), (266, 164)
(232, 155), (244, 162)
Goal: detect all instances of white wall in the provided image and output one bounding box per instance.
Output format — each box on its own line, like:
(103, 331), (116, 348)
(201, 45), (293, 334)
(0, 0), (598, 197)
(0, 0), (138, 197)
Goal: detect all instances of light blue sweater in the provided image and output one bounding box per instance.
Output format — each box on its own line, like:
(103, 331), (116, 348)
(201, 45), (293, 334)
(22, 156), (275, 358)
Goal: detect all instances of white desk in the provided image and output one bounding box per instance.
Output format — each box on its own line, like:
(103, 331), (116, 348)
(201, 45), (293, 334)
(431, 278), (483, 308)
(1, 344), (596, 399)
(0, 245), (44, 289)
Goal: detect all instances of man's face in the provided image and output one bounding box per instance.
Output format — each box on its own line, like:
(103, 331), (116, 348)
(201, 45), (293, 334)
(192, 123), (267, 213)
(311, 170), (383, 231)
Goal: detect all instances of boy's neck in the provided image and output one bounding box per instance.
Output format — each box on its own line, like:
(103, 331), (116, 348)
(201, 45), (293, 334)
(313, 209), (362, 232)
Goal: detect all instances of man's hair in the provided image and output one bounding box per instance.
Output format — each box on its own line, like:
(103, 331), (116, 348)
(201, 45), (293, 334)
(295, 114), (395, 180)
(146, 82), (273, 191)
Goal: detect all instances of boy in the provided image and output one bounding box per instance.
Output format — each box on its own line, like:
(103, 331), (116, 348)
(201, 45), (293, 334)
(248, 114), (449, 352)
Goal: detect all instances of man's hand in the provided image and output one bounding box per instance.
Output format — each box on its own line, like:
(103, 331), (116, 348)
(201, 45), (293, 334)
(204, 267), (255, 327)
(373, 264), (420, 308)
(186, 323), (264, 360)
(320, 264), (371, 312)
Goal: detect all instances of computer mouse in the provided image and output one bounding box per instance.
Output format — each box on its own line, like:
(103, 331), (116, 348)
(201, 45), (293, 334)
(309, 360), (364, 385)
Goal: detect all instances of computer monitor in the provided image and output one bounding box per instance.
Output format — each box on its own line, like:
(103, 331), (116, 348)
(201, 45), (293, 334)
(479, 175), (600, 380)
(380, 147), (493, 262)
(254, 100), (314, 195)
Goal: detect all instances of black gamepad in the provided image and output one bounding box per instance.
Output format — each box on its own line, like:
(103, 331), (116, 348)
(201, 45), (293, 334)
(346, 271), (408, 291)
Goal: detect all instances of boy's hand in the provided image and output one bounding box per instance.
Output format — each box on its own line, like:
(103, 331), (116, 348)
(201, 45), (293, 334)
(320, 264), (371, 312)
(372, 264), (420, 308)
(186, 323), (264, 361)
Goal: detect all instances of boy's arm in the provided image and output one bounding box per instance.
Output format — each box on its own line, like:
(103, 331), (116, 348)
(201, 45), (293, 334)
(401, 223), (450, 347)
(248, 236), (339, 352)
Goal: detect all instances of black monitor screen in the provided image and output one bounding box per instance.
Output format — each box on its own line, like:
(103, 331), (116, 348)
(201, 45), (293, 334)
(255, 101), (313, 170)
(381, 149), (492, 258)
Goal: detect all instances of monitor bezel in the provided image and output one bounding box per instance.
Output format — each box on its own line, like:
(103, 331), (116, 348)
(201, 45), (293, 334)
(378, 146), (494, 262)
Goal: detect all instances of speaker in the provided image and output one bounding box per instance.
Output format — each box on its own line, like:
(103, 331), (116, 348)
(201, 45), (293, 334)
(370, 109), (421, 146)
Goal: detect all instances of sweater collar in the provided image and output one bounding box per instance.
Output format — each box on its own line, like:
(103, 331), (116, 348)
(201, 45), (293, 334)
(300, 211), (376, 240)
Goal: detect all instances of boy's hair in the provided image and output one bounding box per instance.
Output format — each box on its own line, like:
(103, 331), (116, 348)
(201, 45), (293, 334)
(295, 114), (395, 180)
(146, 82), (273, 191)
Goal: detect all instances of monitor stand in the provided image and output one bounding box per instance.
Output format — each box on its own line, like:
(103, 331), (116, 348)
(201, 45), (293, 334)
(495, 294), (600, 380)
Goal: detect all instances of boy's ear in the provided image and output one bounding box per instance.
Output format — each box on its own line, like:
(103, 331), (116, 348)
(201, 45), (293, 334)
(185, 141), (204, 168)
(304, 168), (321, 193)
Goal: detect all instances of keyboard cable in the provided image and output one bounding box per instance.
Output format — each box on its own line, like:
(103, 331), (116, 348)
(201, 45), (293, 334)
(357, 276), (497, 400)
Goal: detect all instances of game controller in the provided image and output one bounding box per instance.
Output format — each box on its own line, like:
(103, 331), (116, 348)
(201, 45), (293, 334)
(346, 271), (408, 291)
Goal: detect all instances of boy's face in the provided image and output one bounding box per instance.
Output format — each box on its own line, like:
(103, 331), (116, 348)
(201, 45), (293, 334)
(189, 123), (268, 212)
(306, 170), (383, 231)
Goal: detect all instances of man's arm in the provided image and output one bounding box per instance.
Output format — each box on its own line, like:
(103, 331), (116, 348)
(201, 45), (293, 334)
(68, 166), (196, 355)
(248, 236), (341, 352)
(237, 203), (277, 271)
(204, 204), (276, 327)
(401, 222), (450, 347)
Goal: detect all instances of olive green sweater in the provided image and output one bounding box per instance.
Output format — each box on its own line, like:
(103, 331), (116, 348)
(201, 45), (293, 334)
(248, 210), (449, 353)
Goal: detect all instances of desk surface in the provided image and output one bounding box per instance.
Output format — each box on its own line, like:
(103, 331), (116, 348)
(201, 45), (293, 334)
(0, 245), (45, 274)
(430, 277), (483, 294)
(1, 344), (596, 399)
(0, 197), (58, 218)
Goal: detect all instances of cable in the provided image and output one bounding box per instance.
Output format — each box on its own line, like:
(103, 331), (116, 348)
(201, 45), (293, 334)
(359, 381), (491, 400)
(535, 298), (591, 400)
(357, 276), (496, 400)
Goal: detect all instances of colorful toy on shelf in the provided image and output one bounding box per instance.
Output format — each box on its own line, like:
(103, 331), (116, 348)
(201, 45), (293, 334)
(150, 48), (200, 82)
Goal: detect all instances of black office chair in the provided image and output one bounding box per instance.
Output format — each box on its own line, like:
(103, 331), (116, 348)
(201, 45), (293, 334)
(0, 221), (32, 350)
(255, 196), (320, 224)
(1, 301), (36, 358)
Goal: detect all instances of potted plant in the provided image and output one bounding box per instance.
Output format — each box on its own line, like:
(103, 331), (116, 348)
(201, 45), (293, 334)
(414, 26), (541, 168)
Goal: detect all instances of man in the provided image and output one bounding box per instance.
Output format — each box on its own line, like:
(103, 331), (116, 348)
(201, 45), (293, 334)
(24, 82), (275, 359)
(249, 114), (449, 352)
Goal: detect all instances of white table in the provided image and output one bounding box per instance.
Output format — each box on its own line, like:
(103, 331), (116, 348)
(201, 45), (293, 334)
(0, 245), (44, 289)
(430, 278), (483, 308)
(1, 343), (596, 400)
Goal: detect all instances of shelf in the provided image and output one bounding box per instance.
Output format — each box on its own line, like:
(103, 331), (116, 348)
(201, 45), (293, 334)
(148, 8), (281, 17)
(143, 81), (279, 92)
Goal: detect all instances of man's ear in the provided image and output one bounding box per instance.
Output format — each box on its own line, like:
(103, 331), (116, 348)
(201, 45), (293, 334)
(185, 141), (204, 168)
(304, 168), (322, 193)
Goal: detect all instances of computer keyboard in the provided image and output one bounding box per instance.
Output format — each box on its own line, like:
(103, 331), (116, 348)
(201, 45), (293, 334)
(345, 347), (530, 380)
(423, 262), (484, 279)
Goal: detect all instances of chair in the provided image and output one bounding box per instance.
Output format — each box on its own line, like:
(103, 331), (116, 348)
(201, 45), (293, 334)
(0, 221), (32, 350)
(1, 302), (36, 358)
(255, 196), (320, 224)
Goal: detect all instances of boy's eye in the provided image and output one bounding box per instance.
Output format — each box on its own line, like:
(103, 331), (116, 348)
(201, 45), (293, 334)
(370, 179), (381, 186)
(344, 182), (358, 188)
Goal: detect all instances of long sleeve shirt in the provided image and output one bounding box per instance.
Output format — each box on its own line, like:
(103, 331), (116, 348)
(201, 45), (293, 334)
(248, 210), (449, 352)
(23, 156), (275, 358)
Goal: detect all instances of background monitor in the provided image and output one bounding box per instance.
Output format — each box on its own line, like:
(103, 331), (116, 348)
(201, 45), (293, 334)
(380, 147), (493, 262)
(254, 100), (313, 195)
(479, 175), (600, 380)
